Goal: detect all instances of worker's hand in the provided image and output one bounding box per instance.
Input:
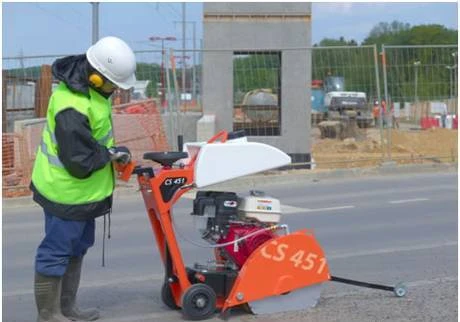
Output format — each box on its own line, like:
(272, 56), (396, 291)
(108, 146), (131, 164)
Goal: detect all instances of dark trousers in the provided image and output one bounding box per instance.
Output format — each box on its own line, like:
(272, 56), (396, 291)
(35, 211), (95, 276)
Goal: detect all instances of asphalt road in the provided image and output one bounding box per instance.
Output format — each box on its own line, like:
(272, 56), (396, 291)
(3, 171), (458, 322)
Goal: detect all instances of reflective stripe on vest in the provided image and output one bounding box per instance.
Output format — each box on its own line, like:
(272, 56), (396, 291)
(40, 140), (64, 168)
(97, 129), (113, 146)
(45, 123), (113, 147)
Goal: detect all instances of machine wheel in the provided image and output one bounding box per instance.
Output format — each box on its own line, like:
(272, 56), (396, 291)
(181, 284), (216, 320)
(393, 283), (407, 297)
(161, 282), (180, 310)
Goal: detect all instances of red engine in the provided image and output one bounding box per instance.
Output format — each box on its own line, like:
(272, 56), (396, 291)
(192, 190), (279, 269)
(217, 224), (276, 268)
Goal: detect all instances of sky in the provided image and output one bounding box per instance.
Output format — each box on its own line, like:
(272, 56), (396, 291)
(1, 2), (458, 58)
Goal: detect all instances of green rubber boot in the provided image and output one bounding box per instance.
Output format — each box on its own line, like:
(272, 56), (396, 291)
(34, 272), (71, 322)
(61, 257), (100, 321)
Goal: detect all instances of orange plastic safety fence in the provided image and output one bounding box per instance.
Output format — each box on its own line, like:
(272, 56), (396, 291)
(3, 100), (169, 198)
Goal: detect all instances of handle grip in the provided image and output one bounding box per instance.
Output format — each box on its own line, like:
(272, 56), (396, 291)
(114, 161), (136, 182)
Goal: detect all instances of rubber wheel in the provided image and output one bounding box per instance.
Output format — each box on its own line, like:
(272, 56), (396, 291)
(161, 282), (180, 310)
(393, 282), (407, 297)
(181, 284), (216, 321)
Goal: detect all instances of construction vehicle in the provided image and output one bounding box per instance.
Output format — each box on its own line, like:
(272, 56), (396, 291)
(116, 130), (407, 320)
(311, 80), (327, 125)
(323, 76), (373, 128)
(314, 76), (373, 139)
(312, 76), (373, 127)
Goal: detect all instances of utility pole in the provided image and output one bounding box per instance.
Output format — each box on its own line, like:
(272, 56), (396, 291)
(191, 22), (196, 101)
(414, 61), (421, 104)
(149, 36), (177, 107)
(182, 3), (186, 99)
(91, 2), (99, 44)
(452, 52), (458, 98)
(174, 20), (197, 100)
(446, 65), (453, 99)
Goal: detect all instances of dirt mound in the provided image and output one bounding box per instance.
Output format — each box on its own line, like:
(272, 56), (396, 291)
(312, 128), (458, 169)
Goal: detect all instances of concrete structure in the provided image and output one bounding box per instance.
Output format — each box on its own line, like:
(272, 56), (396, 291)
(132, 80), (150, 101)
(201, 3), (312, 163)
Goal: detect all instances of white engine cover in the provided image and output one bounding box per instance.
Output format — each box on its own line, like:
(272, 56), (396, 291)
(238, 195), (281, 223)
(185, 138), (291, 188)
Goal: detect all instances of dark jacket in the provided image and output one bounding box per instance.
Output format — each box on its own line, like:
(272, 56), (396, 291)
(30, 54), (113, 221)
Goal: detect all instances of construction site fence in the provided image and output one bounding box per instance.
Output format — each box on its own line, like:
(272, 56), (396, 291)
(4, 45), (458, 129)
(2, 44), (458, 197)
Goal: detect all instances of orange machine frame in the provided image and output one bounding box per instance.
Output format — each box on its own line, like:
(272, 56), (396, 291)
(117, 130), (331, 314)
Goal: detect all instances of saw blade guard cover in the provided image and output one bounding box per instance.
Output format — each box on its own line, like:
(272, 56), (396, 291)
(181, 134), (291, 188)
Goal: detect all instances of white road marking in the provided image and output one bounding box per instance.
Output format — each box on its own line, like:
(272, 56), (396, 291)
(389, 198), (430, 204)
(281, 204), (310, 214)
(304, 205), (355, 212)
(328, 240), (457, 260)
(281, 204), (355, 214)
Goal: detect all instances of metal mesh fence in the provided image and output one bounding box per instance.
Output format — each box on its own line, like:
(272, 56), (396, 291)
(1, 45), (458, 197)
(382, 45), (458, 123)
(312, 45), (379, 101)
(233, 51), (281, 136)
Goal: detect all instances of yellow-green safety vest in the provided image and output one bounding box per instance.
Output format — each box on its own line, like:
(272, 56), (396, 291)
(31, 82), (115, 205)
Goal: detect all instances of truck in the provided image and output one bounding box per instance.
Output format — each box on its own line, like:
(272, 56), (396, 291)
(312, 76), (373, 128)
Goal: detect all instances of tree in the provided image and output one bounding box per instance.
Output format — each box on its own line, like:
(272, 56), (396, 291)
(315, 37), (358, 47)
(407, 24), (457, 45)
(362, 22), (458, 102)
(362, 21), (457, 48)
(135, 62), (161, 98)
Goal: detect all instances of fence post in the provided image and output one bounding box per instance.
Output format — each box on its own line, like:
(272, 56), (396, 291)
(2, 71), (7, 132)
(373, 45), (385, 161)
(34, 64), (52, 118)
(382, 45), (392, 161)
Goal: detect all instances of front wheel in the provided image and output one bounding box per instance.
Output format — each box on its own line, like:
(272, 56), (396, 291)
(181, 284), (216, 320)
(393, 283), (407, 297)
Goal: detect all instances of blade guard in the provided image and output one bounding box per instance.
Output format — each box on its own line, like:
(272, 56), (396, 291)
(114, 161), (136, 182)
(183, 139), (291, 188)
(222, 229), (330, 311)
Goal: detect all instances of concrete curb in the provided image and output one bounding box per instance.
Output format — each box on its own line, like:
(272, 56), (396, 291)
(3, 163), (457, 209)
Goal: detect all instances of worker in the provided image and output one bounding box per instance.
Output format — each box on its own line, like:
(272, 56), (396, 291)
(381, 98), (387, 128)
(30, 36), (137, 322)
(391, 102), (400, 129)
(373, 100), (380, 127)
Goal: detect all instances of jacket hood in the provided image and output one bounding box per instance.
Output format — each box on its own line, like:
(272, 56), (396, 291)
(52, 54), (90, 96)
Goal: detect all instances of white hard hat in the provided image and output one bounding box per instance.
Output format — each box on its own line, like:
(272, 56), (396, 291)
(86, 36), (137, 90)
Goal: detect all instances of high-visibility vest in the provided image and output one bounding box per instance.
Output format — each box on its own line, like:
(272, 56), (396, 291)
(31, 82), (115, 205)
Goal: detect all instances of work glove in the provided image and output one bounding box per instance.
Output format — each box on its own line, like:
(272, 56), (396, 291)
(108, 146), (132, 164)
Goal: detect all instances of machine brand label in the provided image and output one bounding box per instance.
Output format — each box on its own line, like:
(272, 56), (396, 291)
(260, 240), (327, 275)
(160, 177), (187, 203)
(163, 177), (186, 186)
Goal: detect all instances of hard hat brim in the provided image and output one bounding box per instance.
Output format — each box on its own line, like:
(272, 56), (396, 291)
(111, 73), (136, 90)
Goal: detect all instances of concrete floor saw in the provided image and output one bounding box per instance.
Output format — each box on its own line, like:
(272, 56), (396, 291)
(116, 130), (407, 320)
